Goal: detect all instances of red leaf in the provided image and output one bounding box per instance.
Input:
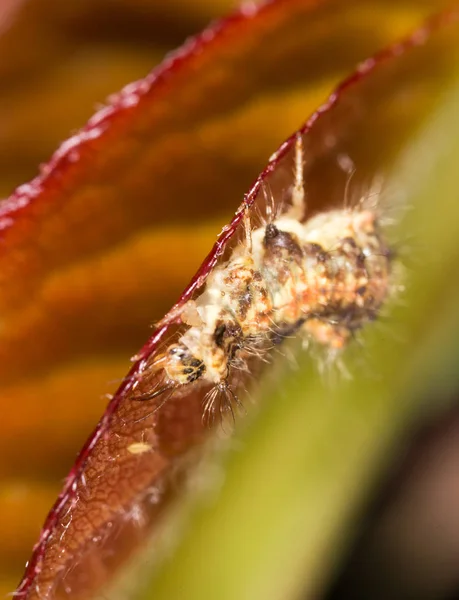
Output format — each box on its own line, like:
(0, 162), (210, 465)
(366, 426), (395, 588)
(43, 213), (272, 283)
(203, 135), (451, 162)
(8, 1), (456, 598)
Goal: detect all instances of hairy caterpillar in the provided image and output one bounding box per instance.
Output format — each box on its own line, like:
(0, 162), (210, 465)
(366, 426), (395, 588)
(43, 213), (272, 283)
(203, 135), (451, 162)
(134, 135), (392, 422)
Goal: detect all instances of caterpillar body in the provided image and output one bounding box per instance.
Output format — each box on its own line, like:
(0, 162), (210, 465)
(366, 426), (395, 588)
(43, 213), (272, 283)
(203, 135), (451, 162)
(136, 136), (392, 421)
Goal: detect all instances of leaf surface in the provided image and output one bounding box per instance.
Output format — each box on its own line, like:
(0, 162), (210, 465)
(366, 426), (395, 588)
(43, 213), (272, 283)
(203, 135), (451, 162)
(5, 0), (454, 598)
